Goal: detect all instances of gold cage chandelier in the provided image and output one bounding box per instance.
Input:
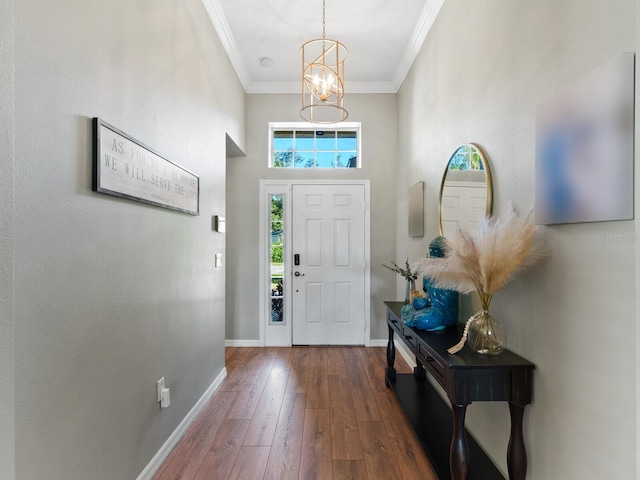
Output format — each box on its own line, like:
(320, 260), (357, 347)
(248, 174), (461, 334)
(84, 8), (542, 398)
(300, 0), (348, 124)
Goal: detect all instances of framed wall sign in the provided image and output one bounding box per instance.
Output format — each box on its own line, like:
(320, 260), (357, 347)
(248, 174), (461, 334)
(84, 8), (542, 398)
(92, 118), (199, 215)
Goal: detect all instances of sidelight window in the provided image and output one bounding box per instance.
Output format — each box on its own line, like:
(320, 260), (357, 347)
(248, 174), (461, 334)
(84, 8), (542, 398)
(270, 195), (285, 323)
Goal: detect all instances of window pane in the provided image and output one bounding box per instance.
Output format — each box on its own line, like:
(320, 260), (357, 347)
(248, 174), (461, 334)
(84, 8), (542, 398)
(336, 152), (357, 168)
(295, 151), (315, 168)
(273, 151), (293, 168)
(271, 298), (284, 322)
(295, 131), (314, 150)
(271, 195), (283, 219)
(316, 131), (336, 151)
(271, 221), (283, 244)
(273, 131), (293, 151)
(316, 151), (336, 168)
(337, 131), (357, 150)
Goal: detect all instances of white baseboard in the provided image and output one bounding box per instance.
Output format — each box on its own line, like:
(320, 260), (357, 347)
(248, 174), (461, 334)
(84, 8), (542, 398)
(394, 337), (417, 368)
(369, 339), (387, 347)
(136, 367), (228, 480)
(225, 339), (261, 347)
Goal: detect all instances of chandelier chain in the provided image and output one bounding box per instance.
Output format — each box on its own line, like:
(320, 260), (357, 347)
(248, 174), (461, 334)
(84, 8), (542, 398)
(322, 0), (326, 39)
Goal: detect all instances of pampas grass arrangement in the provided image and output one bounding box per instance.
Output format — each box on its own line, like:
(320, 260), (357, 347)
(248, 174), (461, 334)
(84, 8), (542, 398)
(417, 205), (545, 354)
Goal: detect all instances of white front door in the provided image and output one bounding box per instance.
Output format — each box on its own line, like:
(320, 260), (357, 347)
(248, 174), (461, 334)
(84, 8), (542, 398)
(291, 184), (366, 345)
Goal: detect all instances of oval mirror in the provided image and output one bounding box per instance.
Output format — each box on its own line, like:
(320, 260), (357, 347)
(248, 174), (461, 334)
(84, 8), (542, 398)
(438, 144), (493, 237)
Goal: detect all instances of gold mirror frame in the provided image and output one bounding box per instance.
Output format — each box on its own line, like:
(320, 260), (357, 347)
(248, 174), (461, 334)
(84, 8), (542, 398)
(438, 143), (493, 236)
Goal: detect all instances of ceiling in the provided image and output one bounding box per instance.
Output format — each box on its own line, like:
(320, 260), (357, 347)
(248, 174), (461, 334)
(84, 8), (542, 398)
(202, 0), (444, 94)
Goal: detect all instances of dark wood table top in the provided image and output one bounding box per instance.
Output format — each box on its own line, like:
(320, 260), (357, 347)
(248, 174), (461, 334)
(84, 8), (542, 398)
(385, 300), (534, 370)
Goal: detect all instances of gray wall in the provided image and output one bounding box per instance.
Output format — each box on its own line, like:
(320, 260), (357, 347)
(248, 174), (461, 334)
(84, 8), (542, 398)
(396, 0), (637, 478)
(0, 0), (16, 478)
(11, 1), (245, 479)
(226, 93), (398, 342)
(637, 1), (640, 473)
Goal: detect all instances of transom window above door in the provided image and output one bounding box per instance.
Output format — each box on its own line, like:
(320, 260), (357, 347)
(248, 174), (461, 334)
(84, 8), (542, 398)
(269, 122), (361, 169)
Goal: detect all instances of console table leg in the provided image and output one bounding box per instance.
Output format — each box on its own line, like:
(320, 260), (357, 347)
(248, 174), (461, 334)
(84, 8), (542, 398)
(508, 403), (527, 480)
(385, 324), (396, 387)
(450, 404), (469, 480)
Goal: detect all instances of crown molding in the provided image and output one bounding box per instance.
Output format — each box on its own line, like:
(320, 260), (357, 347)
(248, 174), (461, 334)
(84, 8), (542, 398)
(203, 0), (444, 95)
(392, 0), (445, 91)
(201, 0), (251, 91)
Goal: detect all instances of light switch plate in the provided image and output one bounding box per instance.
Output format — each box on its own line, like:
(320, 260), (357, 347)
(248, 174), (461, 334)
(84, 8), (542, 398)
(160, 388), (171, 408)
(214, 215), (226, 233)
(156, 377), (165, 403)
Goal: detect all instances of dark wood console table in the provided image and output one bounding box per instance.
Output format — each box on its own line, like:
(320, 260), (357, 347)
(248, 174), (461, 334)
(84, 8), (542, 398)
(384, 301), (534, 480)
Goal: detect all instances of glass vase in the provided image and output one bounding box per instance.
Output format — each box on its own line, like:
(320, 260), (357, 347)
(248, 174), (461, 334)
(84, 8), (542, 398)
(467, 310), (506, 356)
(404, 279), (415, 304)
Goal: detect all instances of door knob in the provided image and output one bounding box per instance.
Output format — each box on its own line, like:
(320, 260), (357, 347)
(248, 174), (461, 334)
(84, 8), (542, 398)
(294, 271), (305, 277)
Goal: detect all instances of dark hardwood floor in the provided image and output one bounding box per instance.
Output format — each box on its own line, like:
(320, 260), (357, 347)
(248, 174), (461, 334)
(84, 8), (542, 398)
(153, 347), (437, 480)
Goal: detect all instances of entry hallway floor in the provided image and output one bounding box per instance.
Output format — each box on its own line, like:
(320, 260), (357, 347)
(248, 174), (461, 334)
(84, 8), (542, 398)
(153, 347), (437, 480)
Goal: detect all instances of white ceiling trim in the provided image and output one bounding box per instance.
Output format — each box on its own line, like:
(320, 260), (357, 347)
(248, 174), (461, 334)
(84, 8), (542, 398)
(201, 0), (251, 90)
(391, 0), (446, 91)
(203, 0), (444, 95)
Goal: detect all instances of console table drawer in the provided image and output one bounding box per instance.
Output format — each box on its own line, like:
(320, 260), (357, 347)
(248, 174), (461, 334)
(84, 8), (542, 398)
(418, 341), (446, 383)
(401, 324), (417, 350)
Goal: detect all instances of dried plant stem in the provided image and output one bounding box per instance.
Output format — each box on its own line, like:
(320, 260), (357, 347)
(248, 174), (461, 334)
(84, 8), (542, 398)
(478, 291), (493, 310)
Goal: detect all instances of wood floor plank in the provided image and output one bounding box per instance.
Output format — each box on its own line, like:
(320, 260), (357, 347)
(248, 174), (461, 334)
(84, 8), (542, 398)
(272, 347), (295, 370)
(227, 354), (276, 419)
(326, 347), (347, 377)
(222, 348), (274, 393)
(329, 374), (363, 461)
(263, 393), (306, 480)
(358, 421), (402, 480)
(307, 347), (330, 409)
(333, 460), (368, 480)
(286, 347), (310, 393)
(359, 347), (388, 393)
(373, 389), (413, 440)
(343, 357), (381, 422)
(229, 446), (271, 480)
(299, 409), (333, 480)
(154, 390), (238, 480)
(222, 347), (242, 372)
(243, 363), (290, 446)
(192, 419), (250, 480)
(388, 433), (438, 480)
